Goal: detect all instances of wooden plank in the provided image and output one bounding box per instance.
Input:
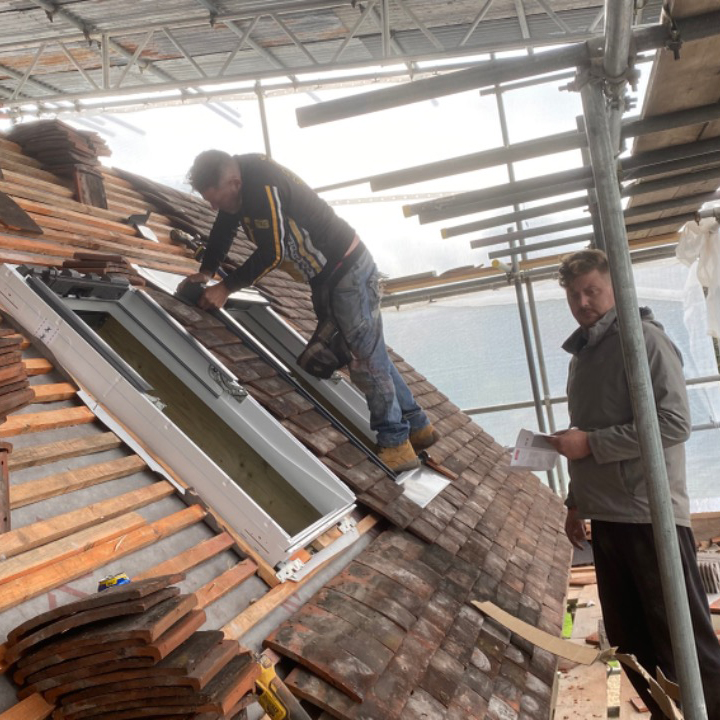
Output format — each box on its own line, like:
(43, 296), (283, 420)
(0, 154), (63, 184)
(9, 454), (147, 508)
(14, 196), (146, 238)
(571, 584), (602, 644)
(0, 694), (53, 720)
(619, 669), (650, 718)
(555, 663), (608, 720)
(22, 358), (54, 376)
(134, 532), (235, 581)
(194, 560), (259, 610)
(0, 481), (172, 561)
(0, 169), (73, 198)
(0, 406), (96, 437)
(0, 446), (9, 532)
(0, 512), (147, 586)
(31, 383), (77, 403)
(0, 505), (205, 613)
(8, 431), (122, 471)
(222, 514), (379, 641)
(0, 248), (67, 268)
(0, 234), (76, 261)
(0, 227), (192, 269)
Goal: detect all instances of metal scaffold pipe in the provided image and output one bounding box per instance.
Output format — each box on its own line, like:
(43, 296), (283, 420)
(580, 72), (709, 720)
(296, 9), (720, 126)
(603, 0), (636, 146)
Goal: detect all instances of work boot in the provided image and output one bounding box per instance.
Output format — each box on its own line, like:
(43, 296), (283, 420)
(409, 424), (440, 452)
(378, 440), (420, 473)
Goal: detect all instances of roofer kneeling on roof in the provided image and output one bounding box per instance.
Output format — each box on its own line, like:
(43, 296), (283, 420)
(181, 150), (438, 473)
(547, 248), (720, 719)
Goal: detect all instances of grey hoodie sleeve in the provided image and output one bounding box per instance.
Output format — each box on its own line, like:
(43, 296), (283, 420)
(587, 323), (691, 464)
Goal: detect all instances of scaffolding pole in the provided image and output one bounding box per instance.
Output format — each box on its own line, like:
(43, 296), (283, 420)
(579, 8), (708, 714)
(297, 9), (720, 126)
(494, 73), (562, 493)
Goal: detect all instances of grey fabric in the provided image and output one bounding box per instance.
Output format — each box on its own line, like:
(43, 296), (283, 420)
(562, 307), (692, 526)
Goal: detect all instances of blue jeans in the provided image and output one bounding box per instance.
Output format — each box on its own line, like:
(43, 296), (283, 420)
(330, 251), (429, 448)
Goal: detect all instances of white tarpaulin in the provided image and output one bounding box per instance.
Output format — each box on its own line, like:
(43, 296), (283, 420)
(676, 216), (720, 339)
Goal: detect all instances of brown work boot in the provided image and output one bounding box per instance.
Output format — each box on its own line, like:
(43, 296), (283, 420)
(378, 440), (420, 473)
(409, 424), (440, 452)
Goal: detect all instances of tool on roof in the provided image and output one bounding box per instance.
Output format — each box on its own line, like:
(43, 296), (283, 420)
(123, 210), (158, 242)
(254, 652), (312, 720)
(170, 228), (229, 279)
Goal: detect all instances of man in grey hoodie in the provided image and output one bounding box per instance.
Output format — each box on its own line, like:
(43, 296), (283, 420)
(548, 249), (720, 718)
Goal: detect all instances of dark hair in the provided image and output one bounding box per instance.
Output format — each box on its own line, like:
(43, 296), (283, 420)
(558, 248), (609, 288)
(187, 149), (233, 192)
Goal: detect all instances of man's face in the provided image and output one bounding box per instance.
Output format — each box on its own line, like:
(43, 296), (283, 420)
(200, 166), (241, 214)
(566, 269), (615, 329)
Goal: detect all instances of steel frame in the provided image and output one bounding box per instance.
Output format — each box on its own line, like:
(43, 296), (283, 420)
(0, 0), (662, 118)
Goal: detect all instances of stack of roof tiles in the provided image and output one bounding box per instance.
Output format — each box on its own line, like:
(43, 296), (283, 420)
(4, 574), (256, 719)
(7, 120), (110, 209)
(0, 316), (33, 425)
(7, 121), (110, 175)
(264, 502), (567, 719)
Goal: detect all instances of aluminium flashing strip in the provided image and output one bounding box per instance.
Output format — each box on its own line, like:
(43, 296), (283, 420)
(0, 264), (355, 568)
(76, 388), (187, 496)
(134, 266), (270, 307)
(396, 465), (452, 508)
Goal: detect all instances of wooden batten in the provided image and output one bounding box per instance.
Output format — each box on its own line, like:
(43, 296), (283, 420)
(0, 481), (174, 559)
(0, 442), (11, 533)
(0, 406), (96, 438)
(8, 432), (121, 471)
(0, 504), (206, 614)
(9, 454), (147, 509)
(0, 512), (148, 586)
(133, 532), (236, 582)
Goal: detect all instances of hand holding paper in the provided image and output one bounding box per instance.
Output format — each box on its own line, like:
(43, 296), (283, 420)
(509, 429), (559, 471)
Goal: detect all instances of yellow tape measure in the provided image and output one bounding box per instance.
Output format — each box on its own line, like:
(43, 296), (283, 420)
(256, 657), (287, 720)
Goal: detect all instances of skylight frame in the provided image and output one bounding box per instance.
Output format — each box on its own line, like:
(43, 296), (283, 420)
(0, 265), (356, 569)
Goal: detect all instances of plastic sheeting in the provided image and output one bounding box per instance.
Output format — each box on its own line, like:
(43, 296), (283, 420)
(676, 216), (720, 339)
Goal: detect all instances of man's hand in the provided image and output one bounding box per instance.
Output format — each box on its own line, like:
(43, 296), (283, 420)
(177, 271), (211, 293)
(547, 428), (591, 460)
(198, 281), (231, 311)
(565, 507), (587, 549)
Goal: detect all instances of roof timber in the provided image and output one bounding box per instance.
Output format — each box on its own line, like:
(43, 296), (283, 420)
(625, 0), (720, 226)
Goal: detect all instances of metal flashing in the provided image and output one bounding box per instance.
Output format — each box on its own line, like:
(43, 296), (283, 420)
(396, 465), (451, 508)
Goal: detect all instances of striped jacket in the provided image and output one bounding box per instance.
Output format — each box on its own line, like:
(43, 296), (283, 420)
(200, 154), (357, 292)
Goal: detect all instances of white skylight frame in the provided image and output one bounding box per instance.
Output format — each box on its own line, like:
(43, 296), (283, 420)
(134, 266), (374, 443)
(0, 265), (355, 569)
